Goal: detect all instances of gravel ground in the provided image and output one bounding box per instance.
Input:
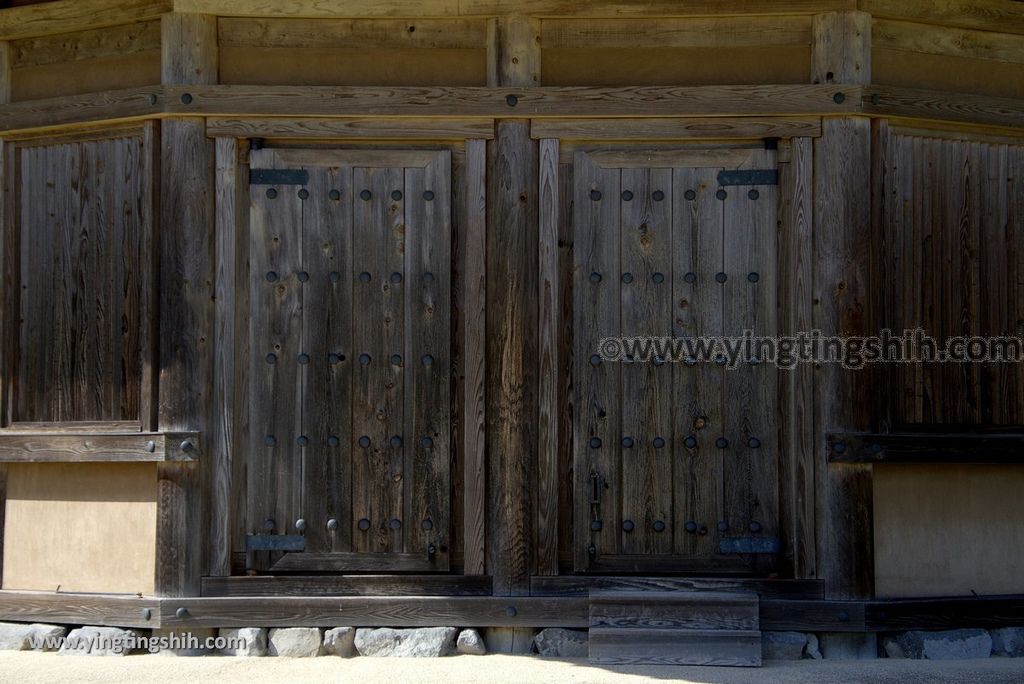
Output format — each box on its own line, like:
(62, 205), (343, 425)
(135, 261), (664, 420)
(2, 652), (1024, 684)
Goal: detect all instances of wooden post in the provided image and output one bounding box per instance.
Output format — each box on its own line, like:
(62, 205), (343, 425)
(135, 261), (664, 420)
(485, 16), (540, 597)
(156, 12), (218, 597)
(0, 41), (9, 586)
(811, 10), (875, 600)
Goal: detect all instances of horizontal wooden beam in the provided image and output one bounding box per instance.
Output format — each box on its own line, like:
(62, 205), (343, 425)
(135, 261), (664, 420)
(175, 0), (855, 19)
(860, 0), (1024, 36)
(0, 0), (171, 41)
(219, 17), (487, 49)
(201, 575), (493, 597)
(541, 16), (812, 49)
(9, 21), (161, 69)
(865, 595), (1024, 631)
(828, 431), (1024, 464)
(532, 117), (822, 140)
(270, 552), (440, 572)
(0, 591), (159, 628)
(158, 596), (590, 628)
(206, 116), (495, 139)
(760, 600), (866, 631)
(1, 84), (1023, 135)
(530, 576), (825, 599)
(873, 18), (1024, 64)
(0, 431), (199, 463)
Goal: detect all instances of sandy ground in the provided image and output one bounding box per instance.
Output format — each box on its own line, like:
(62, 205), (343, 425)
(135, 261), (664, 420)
(1, 652), (1023, 684)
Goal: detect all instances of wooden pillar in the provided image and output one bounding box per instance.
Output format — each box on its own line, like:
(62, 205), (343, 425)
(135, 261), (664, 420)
(155, 12), (218, 597)
(485, 16), (540, 597)
(811, 10), (875, 600)
(0, 40), (9, 586)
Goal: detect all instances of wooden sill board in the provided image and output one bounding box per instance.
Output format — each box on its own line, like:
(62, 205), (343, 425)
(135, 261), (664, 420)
(0, 431), (199, 462)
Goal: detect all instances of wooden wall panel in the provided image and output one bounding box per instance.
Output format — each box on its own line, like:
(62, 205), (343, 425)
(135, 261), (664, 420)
(13, 133), (152, 425)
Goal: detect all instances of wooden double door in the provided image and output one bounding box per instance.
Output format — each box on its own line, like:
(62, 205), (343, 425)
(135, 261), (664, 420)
(245, 147), (452, 572)
(569, 144), (781, 573)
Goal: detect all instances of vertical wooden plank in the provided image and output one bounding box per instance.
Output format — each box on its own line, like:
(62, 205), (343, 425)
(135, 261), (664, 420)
(619, 167), (672, 556)
(722, 150), (779, 567)
(573, 151), (620, 570)
(210, 136), (237, 577)
(557, 160), (575, 571)
(778, 136), (816, 579)
(352, 166), (406, 554)
(300, 165), (353, 554)
(0, 41), (10, 105)
(981, 143), (1009, 424)
(486, 16), (540, 88)
(0, 140), (17, 428)
(404, 152), (452, 568)
(536, 138), (560, 575)
(1010, 146), (1024, 424)
(487, 120), (538, 594)
(813, 117), (874, 600)
(462, 139), (487, 576)
(157, 7), (218, 596)
(672, 166), (723, 558)
(811, 11), (871, 85)
(921, 137), (943, 424)
(161, 13), (217, 85)
(246, 149), (302, 554)
(138, 123), (159, 432)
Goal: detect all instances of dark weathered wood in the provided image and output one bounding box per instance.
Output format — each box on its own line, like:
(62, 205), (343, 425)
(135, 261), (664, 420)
(461, 138), (487, 576)
(207, 117), (496, 140)
(156, 460), (202, 598)
(271, 552), (439, 573)
(777, 136), (816, 579)
(530, 575), (825, 599)
(572, 150), (620, 571)
(200, 575), (492, 597)
(865, 595), (1024, 631)
(828, 431), (1024, 463)
(811, 10), (871, 85)
(0, 432), (198, 462)
(813, 117), (875, 600)
(161, 13), (217, 85)
(531, 117), (823, 141)
(158, 596), (589, 629)
(760, 599), (867, 631)
(0, 590), (159, 628)
(589, 628), (761, 667)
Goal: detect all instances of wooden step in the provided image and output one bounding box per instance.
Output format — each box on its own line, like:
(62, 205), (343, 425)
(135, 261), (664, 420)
(589, 628), (762, 666)
(588, 591), (762, 666)
(590, 590), (759, 631)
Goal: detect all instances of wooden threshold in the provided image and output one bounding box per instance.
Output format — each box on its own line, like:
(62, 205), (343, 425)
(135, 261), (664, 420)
(0, 431), (199, 463)
(531, 576), (825, 600)
(201, 574), (492, 597)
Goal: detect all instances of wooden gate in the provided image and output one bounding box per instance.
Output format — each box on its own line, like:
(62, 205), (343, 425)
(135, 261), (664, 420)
(245, 148), (452, 572)
(571, 145), (780, 573)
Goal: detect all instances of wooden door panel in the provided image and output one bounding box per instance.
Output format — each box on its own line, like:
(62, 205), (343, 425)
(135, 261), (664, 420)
(246, 148), (452, 572)
(572, 146), (780, 573)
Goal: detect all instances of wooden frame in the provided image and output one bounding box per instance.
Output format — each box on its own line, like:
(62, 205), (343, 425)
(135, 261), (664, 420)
(0, 432), (198, 463)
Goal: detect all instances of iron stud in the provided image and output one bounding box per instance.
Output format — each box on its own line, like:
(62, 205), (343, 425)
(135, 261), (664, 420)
(590, 437), (602, 449)
(748, 437), (761, 449)
(147, 94), (157, 106)
(390, 272), (403, 284)
(834, 440), (847, 453)
(718, 521), (729, 532)
(295, 518), (307, 531)
(176, 607), (189, 618)
(297, 271), (309, 282)
(298, 353), (310, 364)
(358, 518), (371, 530)
(590, 271), (602, 283)
(622, 272), (634, 284)
(264, 435), (276, 447)
(266, 352), (277, 364)
(684, 272), (697, 284)
(506, 94), (518, 107)
(329, 271), (341, 282)
(749, 521), (762, 533)
(180, 93), (193, 105)
(297, 435), (309, 447)
(685, 521), (698, 533)
(653, 437), (666, 449)
(266, 188), (277, 199)
(684, 189), (696, 201)
(358, 436), (370, 448)
(653, 190), (665, 201)
(422, 354), (434, 366)
(327, 518), (339, 530)
(423, 191), (435, 201)
(421, 519), (433, 531)
(390, 354), (403, 366)
(748, 189), (759, 200)
(716, 189), (728, 200)
(328, 353), (343, 364)
(390, 435), (402, 447)
(833, 92), (846, 104)
(359, 272), (371, 282)
(265, 271), (279, 282)
(684, 436), (697, 448)
(329, 189), (341, 201)
(748, 272), (760, 283)
(715, 272), (728, 283)
(180, 440), (194, 453)
(506, 606), (517, 617)
(359, 353), (371, 365)
(424, 272), (435, 282)
(652, 272), (664, 284)
(360, 190), (372, 201)
(389, 518), (402, 530)
(622, 520), (635, 532)
(263, 519), (275, 531)
(391, 190), (403, 201)
(142, 608), (152, 621)
(716, 437), (729, 449)
(653, 520), (666, 532)
(421, 436), (434, 448)
(328, 435), (340, 447)
(590, 189), (602, 201)
(591, 520), (603, 531)
(621, 190), (634, 201)
(298, 189), (309, 200)
(622, 437), (634, 448)
(146, 440), (156, 453)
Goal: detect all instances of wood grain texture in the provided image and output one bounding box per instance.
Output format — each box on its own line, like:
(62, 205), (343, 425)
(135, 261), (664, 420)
(218, 17), (486, 49)
(535, 138), (560, 575)
(860, 0), (1024, 36)
(589, 591), (759, 631)
(486, 16), (540, 87)
(206, 117), (495, 140)
(811, 10), (871, 84)
(161, 13), (217, 85)
(777, 136), (816, 579)
(0, 0), (170, 41)
(0, 590), (159, 628)
(542, 16), (811, 49)
(873, 19), (1024, 65)
(589, 628), (761, 667)
(813, 117), (874, 600)
(531, 118), (823, 141)
(9, 21), (160, 69)
(530, 575), (825, 599)
(461, 139), (487, 575)
(200, 574), (492, 597)
(0, 432), (198, 462)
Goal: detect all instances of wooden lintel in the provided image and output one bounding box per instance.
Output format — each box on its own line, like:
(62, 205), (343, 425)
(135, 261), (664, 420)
(200, 575), (493, 597)
(0, 431), (199, 463)
(0, 0), (171, 42)
(206, 117), (496, 140)
(531, 117), (823, 141)
(828, 431), (1024, 464)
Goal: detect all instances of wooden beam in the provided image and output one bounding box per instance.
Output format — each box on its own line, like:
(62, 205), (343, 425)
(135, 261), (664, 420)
(812, 10), (871, 84)
(531, 117), (823, 140)
(174, 0), (855, 19)
(0, 0), (171, 42)
(530, 576), (826, 599)
(864, 85), (1024, 130)
(218, 17), (487, 49)
(860, 0), (1024, 36)
(760, 600), (867, 631)
(206, 117), (496, 140)
(200, 575), (493, 597)
(461, 138), (488, 576)
(0, 591), (160, 628)
(0, 42), (10, 105)
(0, 432), (199, 463)
(158, 596), (589, 628)
(541, 16), (812, 49)
(828, 431), (1024, 464)
(9, 21), (161, 70)
(865, 595), (1024, 631)
(161, 13), (217, 85)
(486, 15), (540, 598)
(873, 19), (1024, 65)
